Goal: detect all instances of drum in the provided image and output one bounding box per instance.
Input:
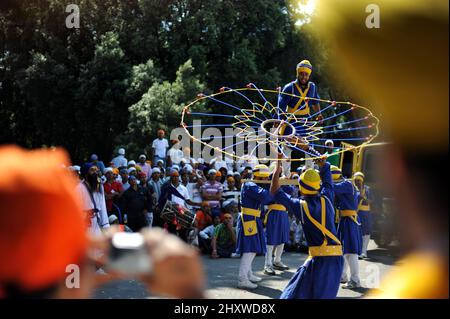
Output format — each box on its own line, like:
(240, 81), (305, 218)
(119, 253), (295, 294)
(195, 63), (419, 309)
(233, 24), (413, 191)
(160, 201), (196, 229)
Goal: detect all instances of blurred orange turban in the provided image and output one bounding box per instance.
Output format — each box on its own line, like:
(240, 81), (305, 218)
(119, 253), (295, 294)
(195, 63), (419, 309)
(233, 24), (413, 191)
(0, 146), (87, 294)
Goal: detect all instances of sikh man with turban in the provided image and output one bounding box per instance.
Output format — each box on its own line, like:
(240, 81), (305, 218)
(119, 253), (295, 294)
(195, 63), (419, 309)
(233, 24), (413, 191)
(236, 164), (273, 289)
(277, 60), (323, 171)
(270, 153), (343, 299)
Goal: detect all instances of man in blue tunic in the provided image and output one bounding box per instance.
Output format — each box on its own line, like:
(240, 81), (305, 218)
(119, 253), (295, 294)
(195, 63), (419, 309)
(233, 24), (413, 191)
(278, 60), (322, 121)
(270, 155), (344, 299)
(330, 166), (362, 289)
(236, 164), (273, 289)
(353, 172), (373, 259)
(277, 60), (323, 171)
(263, 178), (291, 275)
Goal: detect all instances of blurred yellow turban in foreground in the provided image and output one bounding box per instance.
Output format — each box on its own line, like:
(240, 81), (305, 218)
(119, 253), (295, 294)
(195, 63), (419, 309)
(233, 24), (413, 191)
(312, 0), (448, 151)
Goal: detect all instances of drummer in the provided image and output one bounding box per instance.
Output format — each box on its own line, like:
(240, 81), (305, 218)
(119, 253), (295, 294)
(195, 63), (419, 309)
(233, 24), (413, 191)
(159, 169), (202, 241)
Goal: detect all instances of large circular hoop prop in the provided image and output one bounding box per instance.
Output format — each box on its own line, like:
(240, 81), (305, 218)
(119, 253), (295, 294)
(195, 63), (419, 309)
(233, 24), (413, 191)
(180, 84), (380, 162)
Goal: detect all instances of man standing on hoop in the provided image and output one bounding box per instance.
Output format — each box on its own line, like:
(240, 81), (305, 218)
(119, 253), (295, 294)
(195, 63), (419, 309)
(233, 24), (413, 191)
(277, 60), (323, 171)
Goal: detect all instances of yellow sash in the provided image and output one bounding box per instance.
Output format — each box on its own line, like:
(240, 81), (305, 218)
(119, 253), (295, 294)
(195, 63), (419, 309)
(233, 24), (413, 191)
(263, 204), (287, 225)
(340, 209), (360, 225)
(301, 197), (343, 257)
(242, 207), (261, 218)
(286, 82), (311, 116)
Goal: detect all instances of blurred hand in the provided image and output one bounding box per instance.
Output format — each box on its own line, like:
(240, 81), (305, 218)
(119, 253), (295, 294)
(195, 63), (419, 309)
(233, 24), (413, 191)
(139, 228), (205, 299)
(316, 114), (324, 122)
(315, 156), (327, 167)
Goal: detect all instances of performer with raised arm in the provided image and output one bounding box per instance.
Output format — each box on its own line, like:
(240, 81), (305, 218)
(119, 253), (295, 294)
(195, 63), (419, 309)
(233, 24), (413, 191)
(270, 152), (344, 299)
(236, 164), (273, 289)
(330, 166), (362, 289)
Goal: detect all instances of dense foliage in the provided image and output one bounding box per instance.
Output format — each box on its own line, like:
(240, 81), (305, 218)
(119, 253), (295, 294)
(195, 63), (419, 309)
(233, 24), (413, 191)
(1, 0), (344, 163)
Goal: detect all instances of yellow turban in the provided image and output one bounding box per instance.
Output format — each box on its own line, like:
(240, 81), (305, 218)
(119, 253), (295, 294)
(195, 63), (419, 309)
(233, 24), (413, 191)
(299, 168), (321, 195)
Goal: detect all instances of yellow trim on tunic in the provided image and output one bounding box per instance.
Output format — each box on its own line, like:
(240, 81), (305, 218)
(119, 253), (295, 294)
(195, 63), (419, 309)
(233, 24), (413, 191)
(301, 197), (343, 257)
(242, 207), (261, 218)
(263, 204), (287, 225)
(340, 209), (360, 225)
(286, 82), (311, 116)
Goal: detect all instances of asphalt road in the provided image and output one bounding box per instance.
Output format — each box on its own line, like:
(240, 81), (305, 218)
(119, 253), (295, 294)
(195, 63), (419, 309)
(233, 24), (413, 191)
(92, 240), (399, 299)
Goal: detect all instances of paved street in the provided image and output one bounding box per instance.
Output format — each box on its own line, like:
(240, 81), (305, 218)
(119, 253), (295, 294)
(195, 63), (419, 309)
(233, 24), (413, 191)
(92, 240), (399, 299)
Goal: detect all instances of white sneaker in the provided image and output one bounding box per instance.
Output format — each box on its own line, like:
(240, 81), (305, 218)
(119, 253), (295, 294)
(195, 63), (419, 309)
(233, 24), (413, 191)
(264, 266), (276, 275)
(248, 274), (262, 282)
(237, 279), (258, 289)
(342, 280), (361, 289)
(231, 253), (240, 258)
(273, 261), (289, 270)
(340, 277), (348, 284)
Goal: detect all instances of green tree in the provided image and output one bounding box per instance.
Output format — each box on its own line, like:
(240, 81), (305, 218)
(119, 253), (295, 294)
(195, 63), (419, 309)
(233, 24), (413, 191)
(121, 59), (205, 159)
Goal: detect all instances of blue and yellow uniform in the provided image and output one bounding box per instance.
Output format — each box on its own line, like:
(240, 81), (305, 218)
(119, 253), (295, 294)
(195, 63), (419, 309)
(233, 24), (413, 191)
(263, 200), (290, 246)
(331, 166), (362, 255)
(273, 163), (344, 299)
(277, 61), (320, 137)
(357, 184), (372, 236)
(354, 172), (373, 236)
(236, 181), (272, 255)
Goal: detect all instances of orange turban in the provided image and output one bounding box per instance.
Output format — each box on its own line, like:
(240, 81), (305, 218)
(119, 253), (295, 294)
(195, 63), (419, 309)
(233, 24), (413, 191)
(0, 146), (87, 294)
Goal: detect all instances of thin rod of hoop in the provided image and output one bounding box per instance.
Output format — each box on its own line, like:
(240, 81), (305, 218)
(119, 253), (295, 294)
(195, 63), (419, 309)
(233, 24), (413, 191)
(180, 88), (380, 162)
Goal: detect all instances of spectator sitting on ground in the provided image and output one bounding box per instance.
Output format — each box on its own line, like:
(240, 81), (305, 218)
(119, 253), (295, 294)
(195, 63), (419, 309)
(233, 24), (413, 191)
(111, 148), (127, 168)
(89, 154), (106, 174)
(222, 199), (239, 227)
(201, 169), (223, 218)
(211, 213), (236, 259)
(197, 216), (221, 255)
(194, 202), (213, 231)
(137, 154), (152, 177)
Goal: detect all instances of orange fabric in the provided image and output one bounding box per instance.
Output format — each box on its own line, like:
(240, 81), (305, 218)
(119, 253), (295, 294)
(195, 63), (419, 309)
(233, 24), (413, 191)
(0, 146), (87, 293)
(195, 210), (213, 230)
